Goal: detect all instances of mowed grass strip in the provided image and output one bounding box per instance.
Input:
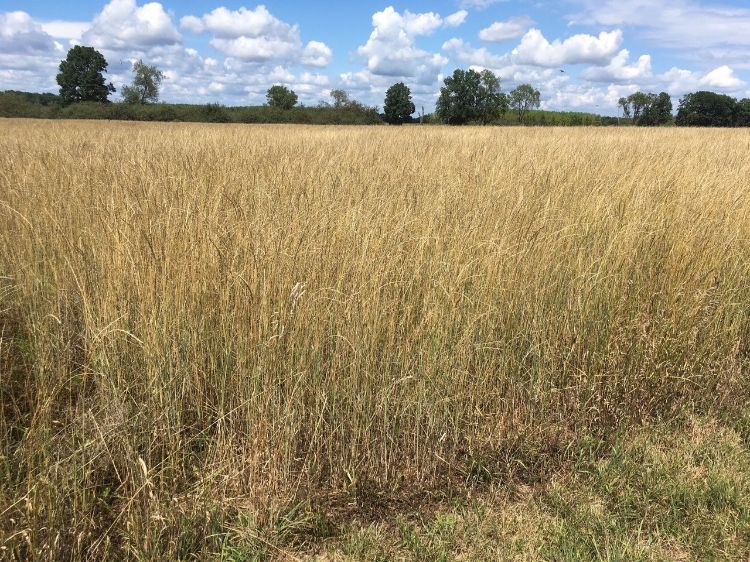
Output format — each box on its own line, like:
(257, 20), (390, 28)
(1, 120), (749, 559)
(313, 415), (750, 561)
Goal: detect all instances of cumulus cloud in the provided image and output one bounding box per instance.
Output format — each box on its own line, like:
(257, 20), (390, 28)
(210, 36), (299, 62)
(581, 49), (651, 82)
(180, 5), (331, 67)
(543, 83), (637, 112)
(355, 6), (467, 82)
(181, 6), (289, 38)
(512, 28), (623, 67)
(179, 15), (205, 34)
(0, 11), (59, 54)
(442, 38), (508, 69)
(445, 10), (469, 27)
(479, 16), (534, 42)
(83, 0), (181, 51)
(301, 41), (332, 67)
(661, 64), (746, 94)
(40, 21), (89, 41)
(701, 65), (745, 89)
(0, 11), (66, 92)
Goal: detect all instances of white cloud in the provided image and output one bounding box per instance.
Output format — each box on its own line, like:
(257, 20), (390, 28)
(378, 7), (440, 36)
(702, 65), (745, 89)
(570, 0), (750, 51)
(291, 72), (330, 96)
(210, 36), (299, 62)
(479, 16), (534, 42)
(0, 11), (64, 92)
(40, 21), (89, 41)
(512, 28), (623, 67)
(444, 10), (469, 27)
(442, 38), (509, 69)
(542, 83), (637, 113)
(697, 47), (750, 71)
(0, 11), (58, 54)
(83, 0), (180, 51)
(356, 6), (461, 81)
(298, 72), (329, 86)
(180, 5), (330, 67)
(182, 6), (290, 39)
(660, 64), (746, 94)
(301, 41), (332, 67)
(179, 15), (204, 34)
(581, 49), (651, 82)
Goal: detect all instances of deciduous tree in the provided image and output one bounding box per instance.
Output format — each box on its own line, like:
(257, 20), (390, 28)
(618, 92), (652, 123)
(330, 89), (350, 108)
(639, 92), (672, 126)
(121, 59), (164, 104)
(56, 46), (115, 104)
(477, 69), (507, 124)
(735, 98), (750, 127)
(509, 84), (540, 124)
(676, 91), (737, 127)
(383, 82), (415, 125)
(266, 85), (298, 110)
(436, 68), (506, 125)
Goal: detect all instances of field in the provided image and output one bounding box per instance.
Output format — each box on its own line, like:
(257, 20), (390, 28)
(2, 120), (750, 560)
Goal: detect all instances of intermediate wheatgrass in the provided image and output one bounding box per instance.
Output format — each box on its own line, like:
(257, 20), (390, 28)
(1, 120), (749, 559)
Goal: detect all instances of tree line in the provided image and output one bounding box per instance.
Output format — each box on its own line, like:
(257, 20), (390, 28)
(2, 45), (750, 127)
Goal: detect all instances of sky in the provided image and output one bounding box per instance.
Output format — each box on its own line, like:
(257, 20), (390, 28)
(1, 0), (749, 115)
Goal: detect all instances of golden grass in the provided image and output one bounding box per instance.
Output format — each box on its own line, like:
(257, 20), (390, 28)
(1, 119), (750, 559)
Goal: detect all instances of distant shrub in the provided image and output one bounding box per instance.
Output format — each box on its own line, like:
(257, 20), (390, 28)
(201, 103), (231, 123)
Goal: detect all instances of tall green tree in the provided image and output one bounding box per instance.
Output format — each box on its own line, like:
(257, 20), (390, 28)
(436, 68), (506, 125)
(266, 85), (298, 110)
(477, 69), (507, 124)
(675, 91), (737, 127)
(121, 59), (164, 104)
(383, 82), (415, 125)
(735, 98), (750, 127)
(618, 92), (652, 123)
(618, 91), (673, 126)
(56, 46), (115, 104)
(509, 84), (541, 124)
(330, 89), (350, 108)
(639, 92), (672, 125)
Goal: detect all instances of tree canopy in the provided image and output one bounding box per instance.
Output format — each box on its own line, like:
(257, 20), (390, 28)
(436, 69), (506, 125)
(121, 60), (164, 104)
(736, 98), (750, 127)
(56, 46), (115, 104)
(383, 82), (415, 125)
(676, 91), (737, 127)
(329, 89), (350, 109)
(266, 85), (298, 110)
(476, 70), (506, 124)
(639, 92), (672, 125)
(619, 92), (672, 126)
(618, 92), (651, 123)
(509, 84), (541, 124)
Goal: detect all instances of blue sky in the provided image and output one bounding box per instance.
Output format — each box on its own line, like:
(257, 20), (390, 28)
(1, 0), (749, 114)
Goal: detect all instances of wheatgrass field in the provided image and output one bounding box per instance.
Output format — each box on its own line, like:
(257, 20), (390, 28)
(2, 119), (750, 560)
